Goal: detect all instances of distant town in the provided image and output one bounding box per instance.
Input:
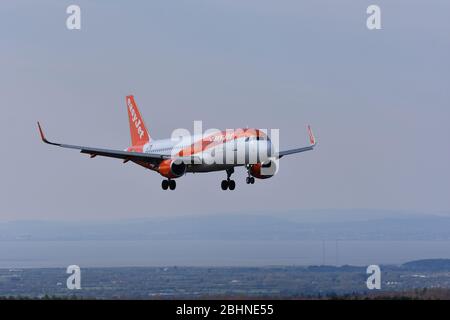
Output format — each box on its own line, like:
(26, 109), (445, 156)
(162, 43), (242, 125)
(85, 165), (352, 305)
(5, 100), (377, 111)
(1, 259), (450, 299)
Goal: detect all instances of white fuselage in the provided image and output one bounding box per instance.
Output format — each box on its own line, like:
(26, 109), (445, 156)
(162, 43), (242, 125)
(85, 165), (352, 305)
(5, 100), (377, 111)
(142, 133), (273, 172)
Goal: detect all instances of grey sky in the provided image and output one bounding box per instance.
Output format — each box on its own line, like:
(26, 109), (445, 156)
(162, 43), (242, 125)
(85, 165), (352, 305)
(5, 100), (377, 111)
(0, 0), (449, 221)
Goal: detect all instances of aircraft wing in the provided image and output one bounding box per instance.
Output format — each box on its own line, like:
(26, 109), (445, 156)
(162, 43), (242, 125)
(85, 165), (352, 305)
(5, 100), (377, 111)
(277, 125), (317, 158)
(37, 122), (168, 164)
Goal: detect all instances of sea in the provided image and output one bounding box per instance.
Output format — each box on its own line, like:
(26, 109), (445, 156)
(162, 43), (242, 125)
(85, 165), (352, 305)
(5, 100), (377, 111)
(1, 240), (450, 268)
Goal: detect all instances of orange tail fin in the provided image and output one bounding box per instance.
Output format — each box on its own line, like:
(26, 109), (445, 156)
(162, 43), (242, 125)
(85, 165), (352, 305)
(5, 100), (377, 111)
(126, 95), (151, 146)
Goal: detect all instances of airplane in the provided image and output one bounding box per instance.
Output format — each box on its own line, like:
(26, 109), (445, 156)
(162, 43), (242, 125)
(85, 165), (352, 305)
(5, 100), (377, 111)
(37, 95), (316, 191)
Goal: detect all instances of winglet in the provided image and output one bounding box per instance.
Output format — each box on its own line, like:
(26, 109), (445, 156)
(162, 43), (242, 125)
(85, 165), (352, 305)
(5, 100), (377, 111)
(37, 121), (47, 143)
(307, 125), (316, 146)
(37, 122), (59, 146)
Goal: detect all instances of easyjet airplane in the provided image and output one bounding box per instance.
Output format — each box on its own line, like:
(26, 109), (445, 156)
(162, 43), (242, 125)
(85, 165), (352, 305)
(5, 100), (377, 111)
(38, 95), (316, 190)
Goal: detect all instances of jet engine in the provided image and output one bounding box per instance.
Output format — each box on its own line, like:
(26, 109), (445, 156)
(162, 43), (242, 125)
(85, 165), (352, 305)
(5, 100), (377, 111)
(158, 159), (187, 178)
(250, 159), (278, 179)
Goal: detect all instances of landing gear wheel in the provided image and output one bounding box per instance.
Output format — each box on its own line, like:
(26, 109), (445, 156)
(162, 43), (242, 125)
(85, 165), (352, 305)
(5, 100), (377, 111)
(162, 180), (169, 190)
(222, 168), (235, 190)
(246, 177), (255, 184)
(169, 180), (176, 190)
(221, 180), (229, 190)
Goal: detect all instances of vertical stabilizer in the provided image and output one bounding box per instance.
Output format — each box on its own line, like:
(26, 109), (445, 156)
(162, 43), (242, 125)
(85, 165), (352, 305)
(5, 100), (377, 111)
(126, 95), (151, 146)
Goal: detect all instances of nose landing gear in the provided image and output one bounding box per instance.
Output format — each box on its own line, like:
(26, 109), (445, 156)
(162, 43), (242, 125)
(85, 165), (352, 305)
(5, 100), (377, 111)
(162, 179), (176, 190)
(246, 165), (255, 184)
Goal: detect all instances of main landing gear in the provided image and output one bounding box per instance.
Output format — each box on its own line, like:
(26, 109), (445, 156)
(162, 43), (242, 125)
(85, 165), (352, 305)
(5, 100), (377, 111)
(162, 179), (176, 190)
(221, 168), (236, 191)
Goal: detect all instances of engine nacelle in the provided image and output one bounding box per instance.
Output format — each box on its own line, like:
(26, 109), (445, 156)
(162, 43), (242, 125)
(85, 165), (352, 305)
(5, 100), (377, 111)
(250, 159), (278, 179)
(158, 159), (187, 178)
